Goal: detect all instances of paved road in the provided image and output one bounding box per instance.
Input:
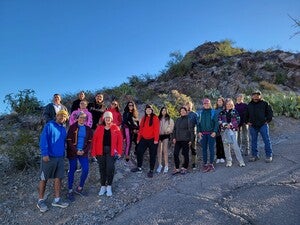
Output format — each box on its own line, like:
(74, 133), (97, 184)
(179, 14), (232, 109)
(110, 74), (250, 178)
(106, 127), (300, 225)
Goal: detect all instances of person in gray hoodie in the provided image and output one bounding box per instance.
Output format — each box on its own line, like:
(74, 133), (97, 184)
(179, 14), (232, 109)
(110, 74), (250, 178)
(172, 107), (194, 175)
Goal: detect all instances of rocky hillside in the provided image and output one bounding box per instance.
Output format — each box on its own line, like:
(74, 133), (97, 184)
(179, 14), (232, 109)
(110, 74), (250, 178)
(149, 41), (300, 101)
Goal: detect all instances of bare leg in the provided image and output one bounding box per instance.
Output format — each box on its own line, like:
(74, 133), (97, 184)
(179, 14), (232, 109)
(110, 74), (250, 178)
(54, 178), (61, 198)
(38, 180), (47, 199)
(162, 139), (169, 167)
(157, 141), (163, 166)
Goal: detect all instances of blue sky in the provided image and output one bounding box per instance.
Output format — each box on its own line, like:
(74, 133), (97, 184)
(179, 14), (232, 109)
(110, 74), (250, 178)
(0, 0), (299, 114)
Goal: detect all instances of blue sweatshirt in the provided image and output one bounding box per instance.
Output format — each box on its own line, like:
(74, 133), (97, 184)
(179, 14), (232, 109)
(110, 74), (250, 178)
(39, 120), (67, 157)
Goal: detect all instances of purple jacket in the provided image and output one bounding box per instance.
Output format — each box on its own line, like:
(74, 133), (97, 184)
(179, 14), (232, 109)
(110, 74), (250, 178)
(69, 109), (93, 128)
(235, 102), (247, 126)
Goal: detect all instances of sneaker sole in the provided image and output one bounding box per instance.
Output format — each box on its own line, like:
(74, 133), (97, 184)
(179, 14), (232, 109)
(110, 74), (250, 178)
(51, 203), (69, 208)
(36, 204), (48, 213)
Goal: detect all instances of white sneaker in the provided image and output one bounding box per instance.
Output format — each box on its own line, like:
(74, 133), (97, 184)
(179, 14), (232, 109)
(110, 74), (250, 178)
(163, 166), (169, 173)
(156, 165), (163, 173)
(216, 159), (221, 164)
(226, 161), (232, 167)
(239, 162), (246, 167)
(98, 186), (106, 196)
(106, 186), (112, 197)
(220, 158), (225, 163)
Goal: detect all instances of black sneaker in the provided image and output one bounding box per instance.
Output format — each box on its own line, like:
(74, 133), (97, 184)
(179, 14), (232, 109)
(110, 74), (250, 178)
(147, 170), (153, 178)
(249, 156), (260, 162)
(67, 192), (75, 202)
(131, 167), (142, 173)
(74, 187), (87, 197)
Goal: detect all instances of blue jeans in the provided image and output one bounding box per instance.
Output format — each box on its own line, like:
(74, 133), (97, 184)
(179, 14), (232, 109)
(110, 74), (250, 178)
(201, 134), (216, 164)
(249, 124), (273, 157)
(68, 157), (89, 190)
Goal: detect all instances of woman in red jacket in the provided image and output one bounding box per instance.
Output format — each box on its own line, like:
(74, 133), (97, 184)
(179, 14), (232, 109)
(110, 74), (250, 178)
(91, 111), (122, 197)
(131, 104), (160, 178)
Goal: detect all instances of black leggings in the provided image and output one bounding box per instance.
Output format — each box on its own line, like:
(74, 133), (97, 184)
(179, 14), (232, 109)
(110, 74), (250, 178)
(174, 141), (189, 169)
(97, 146), (115, 186)
(136, 138), (158, 171)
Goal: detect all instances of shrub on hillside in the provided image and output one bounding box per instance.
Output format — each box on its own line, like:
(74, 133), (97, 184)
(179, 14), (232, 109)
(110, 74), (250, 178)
(4, 89), (43, 115)
(4, 132), (40, 170)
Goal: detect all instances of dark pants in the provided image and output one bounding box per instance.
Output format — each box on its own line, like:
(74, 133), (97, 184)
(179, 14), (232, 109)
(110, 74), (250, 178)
(97, 146), (115, 186)
(174, 141), (190, 169)
(137, 138), (158, 171)
(216, 135), (225, 159)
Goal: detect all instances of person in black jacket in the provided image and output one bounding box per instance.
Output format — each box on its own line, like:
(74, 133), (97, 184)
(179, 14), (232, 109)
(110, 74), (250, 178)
(245, 91), (273, 163)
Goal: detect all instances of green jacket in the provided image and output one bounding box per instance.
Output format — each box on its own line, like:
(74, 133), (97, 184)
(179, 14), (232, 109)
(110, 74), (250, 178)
(197, 109), (218, 133)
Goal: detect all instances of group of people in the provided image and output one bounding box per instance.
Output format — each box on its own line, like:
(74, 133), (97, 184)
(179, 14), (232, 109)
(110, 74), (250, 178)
(37, 90), (274, 213)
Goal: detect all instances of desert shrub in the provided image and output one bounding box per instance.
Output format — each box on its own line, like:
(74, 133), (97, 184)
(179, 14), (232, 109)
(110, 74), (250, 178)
(259, 81), (279, 91)
(263, 92), (300, 119)
(4, 89), (43, 115)
(263, 62), (277, 72)
(274, 71), (287, 84)
(5, 131), (40, 170)
(205, 39), (244, 59)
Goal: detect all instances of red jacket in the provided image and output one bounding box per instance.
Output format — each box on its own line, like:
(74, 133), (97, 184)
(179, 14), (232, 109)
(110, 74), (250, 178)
(91, 124), (123, 157)
(107, 108), (122, 126)
(137, 115), (160, 142)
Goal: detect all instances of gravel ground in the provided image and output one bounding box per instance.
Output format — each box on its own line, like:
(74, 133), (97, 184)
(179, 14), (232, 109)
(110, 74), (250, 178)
(0, 116), (299, 225)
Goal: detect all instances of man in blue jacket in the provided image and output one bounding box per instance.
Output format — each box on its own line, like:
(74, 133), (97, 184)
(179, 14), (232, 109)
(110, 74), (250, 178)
(37, 110), (69, 213)
(245, 91), (273, 163)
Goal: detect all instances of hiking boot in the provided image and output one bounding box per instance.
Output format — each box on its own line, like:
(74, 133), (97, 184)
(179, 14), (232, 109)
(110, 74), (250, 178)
(131, 167), (142, 173)
(147, 170), (154, 178)
(180, 167), (188, 174)
(74, 187), (87, 197)
(67, 192), (75, 202)
(172, 168), (180, 175)
(265, 157), (273, 163)
(106, 186), (113, 197)
(51, 199), (69, 208)
(37, 200), (48, 213)
(98, 186), (107, 196)
(226, 161), (232, 167)
(156, 165), (163, 173)
(249, 156), (260, 162)
(163, 166), (169, 173)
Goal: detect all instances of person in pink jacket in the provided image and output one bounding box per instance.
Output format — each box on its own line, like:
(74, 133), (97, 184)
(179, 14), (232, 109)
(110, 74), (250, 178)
(69, 100), (93, 128)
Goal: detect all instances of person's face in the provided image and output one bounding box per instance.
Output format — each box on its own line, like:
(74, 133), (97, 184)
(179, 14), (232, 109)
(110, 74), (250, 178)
(78, 92), (85, 100)
(252, 94), (261, 102)
(236, 96), (243, 103)
(111, 102), (118, 108)
(77, 115), (87, 125)
(104, 117), (112, 125)
(128, 103), (134, 110)
(95, 94), (103, 102)
(185, 103), (192, 111)
(53, 95), (61, 103)
(226, 102), (234, 110)
(80, 101), (87, 109)
(180, 108), (187, 116)
(161, 108), (167, 116)
(203, 102), (211, 109)
(217, 99), (223, 107)
(145, 108), (152, 115)
(56, 113), (68, 124)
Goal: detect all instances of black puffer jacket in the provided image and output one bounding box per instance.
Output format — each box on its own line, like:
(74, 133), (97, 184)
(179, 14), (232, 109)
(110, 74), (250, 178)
(245, 100), (273, 129)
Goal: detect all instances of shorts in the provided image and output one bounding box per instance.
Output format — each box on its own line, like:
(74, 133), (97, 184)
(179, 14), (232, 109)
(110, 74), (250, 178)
(39, 157), (65, 180)
(159, 134), (170, 141)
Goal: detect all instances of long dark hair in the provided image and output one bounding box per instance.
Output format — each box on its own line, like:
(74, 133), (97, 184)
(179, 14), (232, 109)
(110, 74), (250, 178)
(141, 104), (155, 127)
(158, 106), (170, 121)
(124, 101), (138, 119)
